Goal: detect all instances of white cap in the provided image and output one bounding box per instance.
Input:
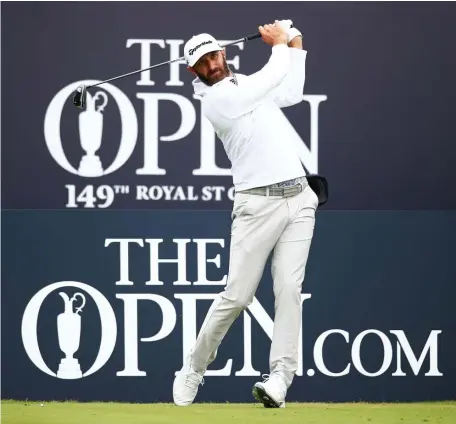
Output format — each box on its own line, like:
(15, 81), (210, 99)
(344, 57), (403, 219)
(184, 33), (223, 67)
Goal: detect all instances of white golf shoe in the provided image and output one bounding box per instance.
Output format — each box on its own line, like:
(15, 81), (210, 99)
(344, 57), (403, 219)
(252, 374), (287, 408)
(173, 357), (205, 406)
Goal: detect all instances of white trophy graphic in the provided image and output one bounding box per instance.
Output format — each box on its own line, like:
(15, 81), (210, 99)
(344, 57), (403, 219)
(77, 91), (108, 176)
(56, 292), (86, 379)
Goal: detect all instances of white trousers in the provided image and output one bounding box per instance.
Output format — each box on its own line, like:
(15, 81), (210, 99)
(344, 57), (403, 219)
(190, 181), (319, 388)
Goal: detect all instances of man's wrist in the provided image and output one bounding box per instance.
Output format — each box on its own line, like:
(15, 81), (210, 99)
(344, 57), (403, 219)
(273, 37), (289, 46)
(287, 27), (303, 48)
(288, 36), (303, 49)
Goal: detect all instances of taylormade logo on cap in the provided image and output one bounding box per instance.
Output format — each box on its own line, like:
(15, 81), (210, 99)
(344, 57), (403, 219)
(189, 40), (213, 56)
(184, 33), (223, 67)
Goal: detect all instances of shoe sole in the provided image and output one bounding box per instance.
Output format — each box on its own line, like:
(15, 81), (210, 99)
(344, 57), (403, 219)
(252, 383), (281, 408)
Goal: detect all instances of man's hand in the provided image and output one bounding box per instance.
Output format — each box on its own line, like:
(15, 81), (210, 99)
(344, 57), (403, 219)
(272, 19), (303, 49)
(258, 20), (288, 47)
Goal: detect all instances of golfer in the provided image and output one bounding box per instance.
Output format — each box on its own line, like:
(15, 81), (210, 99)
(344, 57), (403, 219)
(173, 19), (318, 408)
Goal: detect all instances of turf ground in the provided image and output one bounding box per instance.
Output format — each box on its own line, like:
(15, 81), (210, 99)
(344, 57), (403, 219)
(2, 400), (456, 424)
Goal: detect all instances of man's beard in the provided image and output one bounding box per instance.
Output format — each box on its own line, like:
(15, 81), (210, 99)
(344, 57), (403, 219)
(196, 59), (231, 86)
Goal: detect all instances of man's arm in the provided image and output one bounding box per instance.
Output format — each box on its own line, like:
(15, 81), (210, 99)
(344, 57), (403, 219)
(271, 31), (307, 108)
(210, 21), (291, 120)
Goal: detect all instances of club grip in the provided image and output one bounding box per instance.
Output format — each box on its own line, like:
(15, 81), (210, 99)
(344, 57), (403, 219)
(245, 32), (262, 41)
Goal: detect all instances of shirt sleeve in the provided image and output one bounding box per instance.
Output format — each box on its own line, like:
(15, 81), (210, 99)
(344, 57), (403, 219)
(271, 48), (307, 108)
(210, 44), (291, 119)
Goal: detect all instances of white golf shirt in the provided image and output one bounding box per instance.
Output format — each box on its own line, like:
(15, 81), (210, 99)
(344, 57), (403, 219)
(192, 44), (308, 191)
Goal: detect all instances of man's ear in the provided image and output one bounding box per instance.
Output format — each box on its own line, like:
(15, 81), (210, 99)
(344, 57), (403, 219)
(221, 48), (226, 59)
(187, 66), (197, 76)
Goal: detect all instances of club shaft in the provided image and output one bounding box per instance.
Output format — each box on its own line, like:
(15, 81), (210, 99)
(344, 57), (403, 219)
(87, 33), (261, 89)
(88, 57), (184, 88)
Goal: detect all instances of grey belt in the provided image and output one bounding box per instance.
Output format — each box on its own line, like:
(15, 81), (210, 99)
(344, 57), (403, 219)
(238, 177), (307, 198)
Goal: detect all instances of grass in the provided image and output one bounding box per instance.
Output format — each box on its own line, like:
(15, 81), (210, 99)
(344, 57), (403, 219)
(1, 400), (456, 424)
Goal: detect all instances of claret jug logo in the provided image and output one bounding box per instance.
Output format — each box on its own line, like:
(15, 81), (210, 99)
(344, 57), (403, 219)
(44, 81), (138, 178)
(21, 281), (117, 379)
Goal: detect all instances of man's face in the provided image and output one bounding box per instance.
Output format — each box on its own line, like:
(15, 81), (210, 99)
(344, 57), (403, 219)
(190, 50), (230, 86)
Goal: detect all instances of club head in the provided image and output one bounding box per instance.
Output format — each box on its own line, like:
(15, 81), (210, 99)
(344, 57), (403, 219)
(73, 85), (87, 109)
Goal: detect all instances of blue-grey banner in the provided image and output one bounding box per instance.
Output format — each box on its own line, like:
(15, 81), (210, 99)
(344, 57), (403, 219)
(1, 1), (455, 210)
(2, 211), (456, 402)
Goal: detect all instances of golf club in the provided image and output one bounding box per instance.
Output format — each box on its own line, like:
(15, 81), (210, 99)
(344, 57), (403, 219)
(73, 31), (262, 109)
